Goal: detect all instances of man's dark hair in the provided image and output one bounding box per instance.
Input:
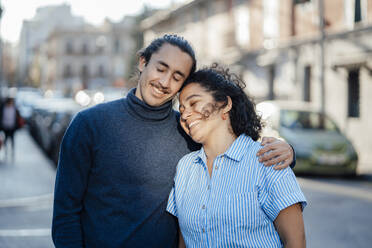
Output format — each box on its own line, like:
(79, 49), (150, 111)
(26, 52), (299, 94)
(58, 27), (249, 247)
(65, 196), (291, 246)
(182, 64), (262, 141)
(137, 34), (197, 75)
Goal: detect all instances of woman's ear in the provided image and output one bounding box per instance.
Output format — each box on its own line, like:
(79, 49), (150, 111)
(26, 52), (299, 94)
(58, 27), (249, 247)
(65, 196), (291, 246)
(138, 56), (146, 72)
(222, 96), (233, 114)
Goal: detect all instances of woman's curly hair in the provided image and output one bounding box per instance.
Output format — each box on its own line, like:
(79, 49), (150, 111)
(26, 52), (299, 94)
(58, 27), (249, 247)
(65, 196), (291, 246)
(182, 63), (262, 141)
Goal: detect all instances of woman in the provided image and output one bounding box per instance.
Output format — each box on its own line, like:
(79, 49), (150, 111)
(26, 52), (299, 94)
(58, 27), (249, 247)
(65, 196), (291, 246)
(167, 65), (307, 247)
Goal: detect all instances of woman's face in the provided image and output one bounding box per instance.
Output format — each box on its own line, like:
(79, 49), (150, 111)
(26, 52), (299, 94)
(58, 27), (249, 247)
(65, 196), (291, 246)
(179, 83), (226, 144)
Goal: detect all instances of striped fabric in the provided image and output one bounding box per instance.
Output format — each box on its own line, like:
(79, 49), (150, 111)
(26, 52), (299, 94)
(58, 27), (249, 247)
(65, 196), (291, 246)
(167, 134), (307, 247)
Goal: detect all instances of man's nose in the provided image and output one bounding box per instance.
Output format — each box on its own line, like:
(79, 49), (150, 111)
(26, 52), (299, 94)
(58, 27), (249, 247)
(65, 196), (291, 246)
(159, 73), (172, 88)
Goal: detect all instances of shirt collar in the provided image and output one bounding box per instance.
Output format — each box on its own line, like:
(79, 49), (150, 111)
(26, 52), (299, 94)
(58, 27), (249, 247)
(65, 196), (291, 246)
(195, 134), (254, 164)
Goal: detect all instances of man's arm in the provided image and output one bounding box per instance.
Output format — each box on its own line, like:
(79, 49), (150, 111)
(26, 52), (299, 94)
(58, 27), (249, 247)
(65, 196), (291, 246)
(257, 137), (296, 170)
(178, 229), (186, 248)
(274, 203), (306, 248)
(52, 112), (93, 247)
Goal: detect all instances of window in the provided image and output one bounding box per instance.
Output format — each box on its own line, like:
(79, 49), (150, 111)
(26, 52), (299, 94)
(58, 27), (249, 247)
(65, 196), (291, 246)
(96, 46), (104, 54)
(65, 41), (73, 54)
(281, 110), (338, 132)
(348, 69), (360, 118)
(293, 0), (311, 4)
(354, 0), (362, 23)
(234, 0), (247, 6)
(268, 65), (275, 100)
(96, 36), (106, 54)
(98, 65), (105, 77)
(207, 1), (215, 17)
(303, 66), (311, 102)
(82, 43), (89, 55)
(345, 0), (365, 27)
(63, 64), (72, 78)
(193, 7), (201, 22)
(114, 38), (120, 53)
(81, 64), (89, 78)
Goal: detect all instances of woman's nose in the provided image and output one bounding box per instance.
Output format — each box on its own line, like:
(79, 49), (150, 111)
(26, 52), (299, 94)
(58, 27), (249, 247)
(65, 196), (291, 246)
(181, 109), (192, 120)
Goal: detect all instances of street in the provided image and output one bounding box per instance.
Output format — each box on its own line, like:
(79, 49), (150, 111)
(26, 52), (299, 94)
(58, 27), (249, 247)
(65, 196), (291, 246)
(0, 129), (372, 247)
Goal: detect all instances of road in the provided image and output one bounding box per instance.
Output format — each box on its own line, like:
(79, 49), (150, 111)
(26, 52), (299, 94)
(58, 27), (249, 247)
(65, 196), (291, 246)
(300, 177), (372, 248)
(0, 129), (371, 247)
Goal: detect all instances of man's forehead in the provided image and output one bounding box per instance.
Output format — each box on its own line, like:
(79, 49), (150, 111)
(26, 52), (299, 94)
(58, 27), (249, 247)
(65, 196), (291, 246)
(151, 44), (193, 73)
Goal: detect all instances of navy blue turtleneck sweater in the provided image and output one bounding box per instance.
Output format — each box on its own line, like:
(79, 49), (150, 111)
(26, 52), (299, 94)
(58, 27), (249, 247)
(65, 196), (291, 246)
(52, 89), (199, 248)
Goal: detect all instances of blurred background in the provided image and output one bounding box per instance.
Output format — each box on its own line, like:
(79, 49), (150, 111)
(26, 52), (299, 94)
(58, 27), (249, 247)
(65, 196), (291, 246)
(0, 0), (371, 247)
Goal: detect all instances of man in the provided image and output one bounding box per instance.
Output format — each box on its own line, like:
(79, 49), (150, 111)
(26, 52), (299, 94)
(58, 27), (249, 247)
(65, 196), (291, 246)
(52, 35), (295, 247)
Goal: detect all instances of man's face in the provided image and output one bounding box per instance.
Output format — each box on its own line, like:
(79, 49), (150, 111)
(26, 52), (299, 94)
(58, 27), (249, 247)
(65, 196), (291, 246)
(135, 43), (193, 107)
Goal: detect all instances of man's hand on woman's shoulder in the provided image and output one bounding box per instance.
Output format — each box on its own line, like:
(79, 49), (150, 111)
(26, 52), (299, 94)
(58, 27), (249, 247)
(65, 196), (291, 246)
(256, 137), (294, 170)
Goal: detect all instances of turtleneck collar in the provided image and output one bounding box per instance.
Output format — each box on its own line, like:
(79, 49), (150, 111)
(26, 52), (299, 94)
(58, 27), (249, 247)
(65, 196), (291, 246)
(125, 88), (174, 122)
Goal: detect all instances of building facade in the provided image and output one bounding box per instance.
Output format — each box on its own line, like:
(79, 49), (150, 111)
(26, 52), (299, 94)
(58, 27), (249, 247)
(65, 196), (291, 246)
(38, 17), (136, 94)
(18, 4), (85, 84)
(141, 0), (372, 172)
(1, 42), (17, 87)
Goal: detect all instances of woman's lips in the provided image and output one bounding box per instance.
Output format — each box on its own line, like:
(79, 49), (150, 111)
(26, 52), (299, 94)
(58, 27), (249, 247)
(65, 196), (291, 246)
(188, 120), (200, 129)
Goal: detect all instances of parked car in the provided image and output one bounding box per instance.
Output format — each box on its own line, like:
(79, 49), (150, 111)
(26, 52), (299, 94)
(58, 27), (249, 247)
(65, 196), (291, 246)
(256, 101), (358, 176)
(23, 87), (128, 166)
(28, 96), (82, 165)
(15, 87), (43, 121)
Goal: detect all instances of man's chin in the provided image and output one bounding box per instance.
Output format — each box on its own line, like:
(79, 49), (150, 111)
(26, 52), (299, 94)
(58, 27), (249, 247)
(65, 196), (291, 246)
(145, 97), (170, 107)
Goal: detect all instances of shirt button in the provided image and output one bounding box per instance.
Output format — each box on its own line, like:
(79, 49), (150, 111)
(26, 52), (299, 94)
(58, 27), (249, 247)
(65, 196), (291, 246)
(202, 228), (205, 233)
(207, 185), (211, 190)
(202, 205), (206, 210)
(215, 165), (219, 170)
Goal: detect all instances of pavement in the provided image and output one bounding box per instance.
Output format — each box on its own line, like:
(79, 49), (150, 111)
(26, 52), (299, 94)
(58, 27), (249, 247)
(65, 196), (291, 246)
(0, 128), (56, 248)
(0, 128), (55, 202)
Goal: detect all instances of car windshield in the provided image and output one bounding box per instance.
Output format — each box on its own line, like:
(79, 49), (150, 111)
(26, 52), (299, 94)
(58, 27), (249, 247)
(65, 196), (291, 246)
(280, 110), (339, 132)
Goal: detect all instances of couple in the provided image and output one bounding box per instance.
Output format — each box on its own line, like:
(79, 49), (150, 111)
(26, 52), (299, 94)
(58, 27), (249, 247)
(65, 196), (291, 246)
(52, 35), (306, 247)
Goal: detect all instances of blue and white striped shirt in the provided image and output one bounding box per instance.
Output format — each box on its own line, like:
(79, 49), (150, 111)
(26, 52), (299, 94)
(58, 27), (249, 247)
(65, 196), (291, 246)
(167, 134), (307, 247)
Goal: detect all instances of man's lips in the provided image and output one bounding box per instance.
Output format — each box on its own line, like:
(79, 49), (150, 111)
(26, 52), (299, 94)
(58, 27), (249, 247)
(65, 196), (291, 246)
(153, 86), (165, 95)
(150, 83), (169, 96)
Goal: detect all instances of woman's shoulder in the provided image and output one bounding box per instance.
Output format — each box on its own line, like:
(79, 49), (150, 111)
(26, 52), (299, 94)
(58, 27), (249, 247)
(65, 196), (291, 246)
(240, 137), (291, 180)
(173, 150), (201, 183)
(238, 137), (263, 166)
(178, 150), (200, 168)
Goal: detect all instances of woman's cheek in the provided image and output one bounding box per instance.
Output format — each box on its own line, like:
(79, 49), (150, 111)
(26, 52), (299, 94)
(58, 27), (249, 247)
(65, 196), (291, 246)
(199, 102), (218, 119)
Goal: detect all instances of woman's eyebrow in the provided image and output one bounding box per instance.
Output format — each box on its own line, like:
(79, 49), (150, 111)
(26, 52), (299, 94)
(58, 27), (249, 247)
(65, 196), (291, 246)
(185, 94), (201, 101)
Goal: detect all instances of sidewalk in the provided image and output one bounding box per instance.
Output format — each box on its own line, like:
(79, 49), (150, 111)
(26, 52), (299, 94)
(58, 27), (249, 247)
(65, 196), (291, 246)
(0, 128), (56, 204)
(0, 128), (55, 247)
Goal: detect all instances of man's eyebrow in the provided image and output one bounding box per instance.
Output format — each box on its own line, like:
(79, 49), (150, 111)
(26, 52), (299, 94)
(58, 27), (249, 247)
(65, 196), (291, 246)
(158, 60), (187, 78)
(158, 61), (169, 68)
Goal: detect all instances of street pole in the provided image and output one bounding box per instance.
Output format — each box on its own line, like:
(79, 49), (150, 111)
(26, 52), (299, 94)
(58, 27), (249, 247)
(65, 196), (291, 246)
(318, 0), (326, 114)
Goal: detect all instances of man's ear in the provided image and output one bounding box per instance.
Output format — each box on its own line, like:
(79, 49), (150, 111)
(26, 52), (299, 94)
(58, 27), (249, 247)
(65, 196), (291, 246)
(222, 96), (233, 114)
(138, 56), (146, 72)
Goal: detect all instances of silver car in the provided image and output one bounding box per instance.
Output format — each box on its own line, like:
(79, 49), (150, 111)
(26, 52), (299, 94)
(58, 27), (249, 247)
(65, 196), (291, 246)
(256, 101), (358, 176)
